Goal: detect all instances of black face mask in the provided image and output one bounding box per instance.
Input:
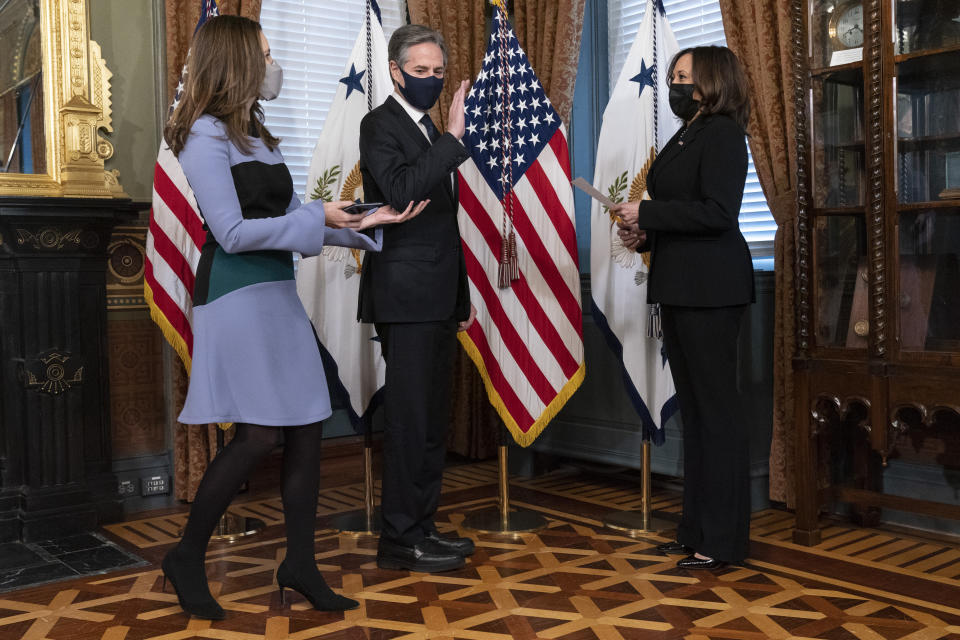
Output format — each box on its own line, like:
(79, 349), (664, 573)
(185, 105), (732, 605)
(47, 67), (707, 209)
(397, 68), (445, 111)
(669, 83), (700, 121)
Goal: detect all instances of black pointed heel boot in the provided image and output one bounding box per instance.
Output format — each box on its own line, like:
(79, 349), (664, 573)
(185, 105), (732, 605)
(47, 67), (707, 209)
(276, 561), (358, 611)
(160, 547), (226, 620)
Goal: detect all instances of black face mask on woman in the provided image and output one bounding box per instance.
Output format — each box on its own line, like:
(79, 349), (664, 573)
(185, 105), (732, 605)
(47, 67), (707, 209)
(669, 83), (700, 121)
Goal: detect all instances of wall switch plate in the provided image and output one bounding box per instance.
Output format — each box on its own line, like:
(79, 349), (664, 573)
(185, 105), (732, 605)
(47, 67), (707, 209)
(142, 475), (170, 496)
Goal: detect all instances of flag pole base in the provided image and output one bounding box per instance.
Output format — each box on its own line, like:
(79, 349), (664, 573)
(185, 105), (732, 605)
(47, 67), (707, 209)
(209, 512), (266, 543)
(461, 444), (547, 534)
(602, 440), (670, 537)
(331, 508), (381, 537)
(461, 508), (546, 534)
(602, 511), (673, 538)
(333, 435), (379, 536)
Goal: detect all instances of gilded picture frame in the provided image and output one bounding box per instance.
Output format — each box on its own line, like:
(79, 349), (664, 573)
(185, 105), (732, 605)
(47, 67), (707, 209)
(0, 0), (126, 198)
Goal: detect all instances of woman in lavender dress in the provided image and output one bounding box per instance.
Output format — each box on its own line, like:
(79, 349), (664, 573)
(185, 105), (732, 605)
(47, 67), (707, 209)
(159, 15), (426, 620)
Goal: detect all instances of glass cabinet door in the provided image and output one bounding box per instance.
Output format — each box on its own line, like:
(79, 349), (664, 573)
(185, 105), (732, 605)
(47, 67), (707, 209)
(896, 50), (960, 204)
(895, 0), (960, 56)
(898, 208), (960, 352)
(813, 68), (866, 208)
(815, 215), (868, 348)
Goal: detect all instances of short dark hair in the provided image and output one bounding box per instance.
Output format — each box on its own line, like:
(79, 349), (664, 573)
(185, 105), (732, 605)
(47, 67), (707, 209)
(388, 24), (448, 69)
(667, 45), (751, 131)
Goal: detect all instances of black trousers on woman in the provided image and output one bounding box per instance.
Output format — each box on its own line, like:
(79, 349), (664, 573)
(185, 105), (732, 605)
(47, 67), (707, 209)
(660, 304), (751, 563)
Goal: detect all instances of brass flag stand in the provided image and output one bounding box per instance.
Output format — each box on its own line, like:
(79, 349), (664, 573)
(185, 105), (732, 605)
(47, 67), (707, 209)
(462, 429), (546, 534)
(331, 423), (380, 536)
(602, 440), (671, 536)
(209, 427), (266, 542)
(331, 0), (381, 538)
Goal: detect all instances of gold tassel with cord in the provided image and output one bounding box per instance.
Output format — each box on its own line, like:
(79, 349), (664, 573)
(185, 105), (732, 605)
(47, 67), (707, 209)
(508, 230), (519, 281)
(498, 234), (511, 288)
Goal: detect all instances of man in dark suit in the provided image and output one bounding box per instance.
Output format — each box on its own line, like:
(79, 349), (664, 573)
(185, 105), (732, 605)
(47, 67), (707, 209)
(358, 24), (477, 573)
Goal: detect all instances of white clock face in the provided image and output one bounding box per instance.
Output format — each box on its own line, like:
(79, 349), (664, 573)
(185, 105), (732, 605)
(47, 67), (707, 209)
(836, 5), (864, 48)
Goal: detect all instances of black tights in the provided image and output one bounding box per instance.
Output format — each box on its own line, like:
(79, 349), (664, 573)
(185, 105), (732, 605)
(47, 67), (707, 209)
(178, 422), (323, 569)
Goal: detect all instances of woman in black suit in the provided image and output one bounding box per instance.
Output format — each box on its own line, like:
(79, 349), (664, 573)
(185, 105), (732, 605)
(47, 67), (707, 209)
(612, 45), (754, 570)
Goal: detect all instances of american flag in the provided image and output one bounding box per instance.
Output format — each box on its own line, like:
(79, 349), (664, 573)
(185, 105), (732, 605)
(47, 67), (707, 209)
(144, 0), (220, 371)
(457, 5), (584, 446)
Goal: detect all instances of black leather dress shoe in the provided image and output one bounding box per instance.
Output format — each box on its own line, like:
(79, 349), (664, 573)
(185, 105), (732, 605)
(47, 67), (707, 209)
(676, 554), (728, 570)
(377, 538), (465, 573)
(655, 540), (693, 555)
(425, 531), (475, 556)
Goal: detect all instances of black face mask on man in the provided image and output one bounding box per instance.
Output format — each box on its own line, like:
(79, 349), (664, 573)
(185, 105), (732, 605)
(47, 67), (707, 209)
(397, 68), (444, 111)
(668, 83), (700, 121)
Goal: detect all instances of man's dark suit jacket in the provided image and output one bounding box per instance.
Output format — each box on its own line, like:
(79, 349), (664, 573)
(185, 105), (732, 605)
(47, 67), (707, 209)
(357, 96), (471, 323)
(638, 113), (755, 307)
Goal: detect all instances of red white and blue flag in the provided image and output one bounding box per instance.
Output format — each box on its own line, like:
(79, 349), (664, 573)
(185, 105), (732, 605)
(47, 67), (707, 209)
(457, 4), (584, 446)
(144, 0), (220, 371)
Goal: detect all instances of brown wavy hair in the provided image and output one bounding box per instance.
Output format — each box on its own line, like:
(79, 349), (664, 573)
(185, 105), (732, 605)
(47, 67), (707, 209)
(164, 15), (279, 156)
(667, 46), (751, 131)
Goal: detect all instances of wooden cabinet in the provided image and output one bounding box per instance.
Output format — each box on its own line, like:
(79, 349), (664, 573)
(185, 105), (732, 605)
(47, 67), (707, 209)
(793, 0), (960, 544)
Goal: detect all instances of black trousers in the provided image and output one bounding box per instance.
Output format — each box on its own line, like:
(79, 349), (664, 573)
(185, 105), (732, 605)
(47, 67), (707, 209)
(375, 320), (457, 546)
(660, 304), (750, 563)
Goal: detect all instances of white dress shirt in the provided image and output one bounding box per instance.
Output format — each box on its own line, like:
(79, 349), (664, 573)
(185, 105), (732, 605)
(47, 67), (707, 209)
(391, 90), (454, 191)
(392, 91), (433, 144)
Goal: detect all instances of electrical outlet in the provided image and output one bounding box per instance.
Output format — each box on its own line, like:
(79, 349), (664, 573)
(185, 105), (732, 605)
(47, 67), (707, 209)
(118, 479), (137, 496)
(142, 475), (170, 496)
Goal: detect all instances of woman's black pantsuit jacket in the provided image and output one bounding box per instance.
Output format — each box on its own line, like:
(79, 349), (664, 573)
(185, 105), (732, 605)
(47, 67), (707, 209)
(637, 113), (755, 563)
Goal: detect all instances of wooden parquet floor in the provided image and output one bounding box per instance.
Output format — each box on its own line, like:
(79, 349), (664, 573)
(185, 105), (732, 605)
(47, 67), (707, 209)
(3, 462), (960, 640)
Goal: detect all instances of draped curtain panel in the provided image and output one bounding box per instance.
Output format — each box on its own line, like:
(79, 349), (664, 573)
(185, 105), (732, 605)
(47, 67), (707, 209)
(718, 0), (798, 506)
(165, 0), (262, 104)
(407, 0), (585, 128)
(511, 0), (585, 127)
(166, 0), (259, 501)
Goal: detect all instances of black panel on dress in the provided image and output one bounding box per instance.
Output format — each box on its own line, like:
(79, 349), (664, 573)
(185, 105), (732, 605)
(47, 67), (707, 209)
(193, 161), (296, 306)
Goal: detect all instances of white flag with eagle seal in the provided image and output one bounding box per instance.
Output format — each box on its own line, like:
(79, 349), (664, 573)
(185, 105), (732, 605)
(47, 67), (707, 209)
(590, 0), (680, 444)
(296, 1), (393, 426)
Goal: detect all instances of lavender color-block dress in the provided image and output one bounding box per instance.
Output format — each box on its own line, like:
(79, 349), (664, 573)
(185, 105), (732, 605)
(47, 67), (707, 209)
(177, 115), (381, 426)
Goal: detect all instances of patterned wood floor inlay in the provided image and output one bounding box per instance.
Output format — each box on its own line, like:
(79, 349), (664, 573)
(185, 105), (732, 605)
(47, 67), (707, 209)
(5, 462), (960, 640)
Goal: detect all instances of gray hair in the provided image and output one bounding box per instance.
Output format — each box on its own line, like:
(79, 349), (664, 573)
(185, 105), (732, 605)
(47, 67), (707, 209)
(388, 24), (448, 69)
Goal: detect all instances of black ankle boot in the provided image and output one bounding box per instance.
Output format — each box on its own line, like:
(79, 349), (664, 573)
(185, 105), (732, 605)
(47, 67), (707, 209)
(161, 547), (226, 620)
(276, 561), (358, 611)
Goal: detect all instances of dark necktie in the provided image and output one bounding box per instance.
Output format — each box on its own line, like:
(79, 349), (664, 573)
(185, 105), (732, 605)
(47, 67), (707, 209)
(420, 114), (441, 144)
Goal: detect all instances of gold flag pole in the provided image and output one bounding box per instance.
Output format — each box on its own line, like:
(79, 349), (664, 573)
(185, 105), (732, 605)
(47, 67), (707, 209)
(332, 0), (380, 537)
(602, 439), (672, 536)
(462, 428), (546, 534)
(331, 421), (380, 536)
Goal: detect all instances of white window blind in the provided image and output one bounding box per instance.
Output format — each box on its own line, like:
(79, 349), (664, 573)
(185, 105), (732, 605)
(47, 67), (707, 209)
(259, 0), (407, 201)
(609, 0), (776, 256)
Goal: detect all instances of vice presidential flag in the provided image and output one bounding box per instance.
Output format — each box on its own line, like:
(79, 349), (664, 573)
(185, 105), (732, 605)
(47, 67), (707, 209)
(590, 0), (679, 444)
(296, 0), (393, 426)
(144, 0), (220, 371)
(457, 4), (584, 447)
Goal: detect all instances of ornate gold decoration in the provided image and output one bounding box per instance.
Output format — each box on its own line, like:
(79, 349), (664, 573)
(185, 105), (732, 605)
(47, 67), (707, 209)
(854, 320), (869, 337)
(629, 148), (656, 271)
(339, 162), (364, 202)
(0, 0), (127, 198)
(16, 226), (82, 249)
(23, 350), (84, 394)
(339, 162), (366, 274)
(628, 148), (656, 203)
